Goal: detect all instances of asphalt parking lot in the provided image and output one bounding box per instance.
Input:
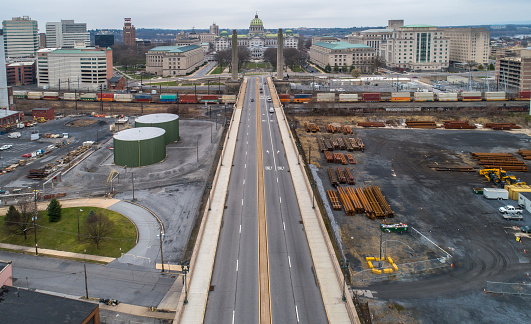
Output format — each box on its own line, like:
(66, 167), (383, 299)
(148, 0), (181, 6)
(295, 120), (531, 323)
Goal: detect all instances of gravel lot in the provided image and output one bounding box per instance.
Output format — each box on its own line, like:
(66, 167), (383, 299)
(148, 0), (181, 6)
(295, 119), (531, 323)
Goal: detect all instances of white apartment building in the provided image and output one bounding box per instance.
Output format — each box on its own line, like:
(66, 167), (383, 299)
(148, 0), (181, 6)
(2, 16), (39, 58)
(381, 24), (449, 71)
(37, 47), (113, 91)
(444, 27), (490, 65)
(309, 42), (376, 73)
(45, 20), (90, 48)
(146, 45), (205, 76)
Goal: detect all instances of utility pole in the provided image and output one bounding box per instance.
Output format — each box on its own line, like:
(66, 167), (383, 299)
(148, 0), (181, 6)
(159, 227), (165, 272)
(75, 89), (78, 111)
(196, 140), (199, 163)
(33, 189), (38, 256)
(84, 250), (88, 299)
(131, 172), (135, 201)
(77, 209), (83, 241)
(100, 84), (103, 112)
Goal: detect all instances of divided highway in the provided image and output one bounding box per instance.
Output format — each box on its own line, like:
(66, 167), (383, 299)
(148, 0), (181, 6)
(204, 77), (327, 323)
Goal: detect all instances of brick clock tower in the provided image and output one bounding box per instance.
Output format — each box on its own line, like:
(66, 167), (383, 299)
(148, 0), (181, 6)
(123, 18), (136, 47)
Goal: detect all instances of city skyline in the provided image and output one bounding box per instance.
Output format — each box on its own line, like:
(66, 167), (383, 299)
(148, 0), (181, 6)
(3, 0), (531, 30)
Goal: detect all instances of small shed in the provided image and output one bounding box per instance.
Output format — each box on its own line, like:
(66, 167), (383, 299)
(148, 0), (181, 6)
(32, 107), (55, 120)
(518, 192), (531, 214)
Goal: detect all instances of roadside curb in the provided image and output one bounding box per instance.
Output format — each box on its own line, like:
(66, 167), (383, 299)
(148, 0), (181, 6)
(0, 243), (115, 263)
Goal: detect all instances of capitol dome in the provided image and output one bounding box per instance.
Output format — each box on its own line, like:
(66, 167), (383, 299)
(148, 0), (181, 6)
(250, 14), (263, 26)
(249, 12), (265, 36)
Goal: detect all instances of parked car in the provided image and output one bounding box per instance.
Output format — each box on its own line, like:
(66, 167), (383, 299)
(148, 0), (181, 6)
(21, 153), (31, 157)
(499, 205), (523, 214)
(521, 225), (531, 233)
(0, 144), (12, 150)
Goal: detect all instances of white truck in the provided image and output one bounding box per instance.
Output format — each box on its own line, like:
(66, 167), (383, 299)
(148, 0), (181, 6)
(499, 205), (523, 215)
(8, 132), (21, 139)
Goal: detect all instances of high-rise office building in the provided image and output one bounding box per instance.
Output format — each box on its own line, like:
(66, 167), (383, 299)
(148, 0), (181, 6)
(445, 27), (490, 65)
(123, 18), (136, 47)
(95, 34), (115, 48)
(210, 23), (219, 36)
(2, 16), (39, 59)
(45, 20), (90, 48)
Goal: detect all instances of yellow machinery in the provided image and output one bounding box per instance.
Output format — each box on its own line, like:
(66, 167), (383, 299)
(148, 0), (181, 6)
(479, 168), (526, 187)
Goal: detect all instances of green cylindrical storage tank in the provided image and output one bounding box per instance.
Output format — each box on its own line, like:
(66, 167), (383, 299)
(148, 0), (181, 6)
(135, 113), (179, 145)
(114, 127), (166, 167)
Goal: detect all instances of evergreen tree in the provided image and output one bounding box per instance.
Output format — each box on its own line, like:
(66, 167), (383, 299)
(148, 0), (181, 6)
(325, 63), (331, 73)
(47, 198), (62, 222)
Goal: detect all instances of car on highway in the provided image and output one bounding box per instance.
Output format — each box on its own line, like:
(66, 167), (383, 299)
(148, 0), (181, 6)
(269, 107), (274, 113)
(521, 225), (531, 233)
(251, 98), (254, 102)
(0, 144), (12, 150)
(21, 153), (31, 158)
(267, 97), (272, 102)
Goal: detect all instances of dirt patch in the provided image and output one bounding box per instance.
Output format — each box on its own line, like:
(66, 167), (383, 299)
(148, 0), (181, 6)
(65, 119), (101, 127)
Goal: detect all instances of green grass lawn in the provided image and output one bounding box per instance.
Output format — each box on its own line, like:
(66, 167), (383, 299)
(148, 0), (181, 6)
(0, 207), (137, 257)
(210, 66), (223, 74)
(291, 66), (303, 72)
(148, 81), (180, 86)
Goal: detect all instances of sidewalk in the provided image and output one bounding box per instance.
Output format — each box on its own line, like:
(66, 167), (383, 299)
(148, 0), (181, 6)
(0, 243), (114, 263)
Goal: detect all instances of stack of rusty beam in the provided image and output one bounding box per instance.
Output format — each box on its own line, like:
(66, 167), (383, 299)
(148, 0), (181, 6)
(304, 123), (311, 132)
(324, 138), (334, 151)
(337, 137), (346, 150)
(344, 137), (354, 151)
(332, 138), (340, 150)
(333, 153), (348, 165)
(471, 152), (528, 172)
(336, 167), (347, 183)
(349, 138), (365, 151)
(317, 137), (326, 152)
(341, 125), (353, 135)
(328, 167), (339, 186)
(443, 120), (477, 129)
(370, 186), (394, 217)
(357, 122), (385, 127)
(386, 119), (401, 127)
(406, 121), (437, 129)
(325, 124), (339, 133)
(27, 168), (48, 179)
(324, 151), (334, 163)
(345, 168), (355, 185)
(345, 154), (356, 164)
(355, 188), (375, 220)
(485, 123), (521, 130)
(518, 150), (531, 160)
(327, 190), (342, 210)
(338, 187), (356, 216)
(345, 187), (363, 213)
(363, 187), (386, 218)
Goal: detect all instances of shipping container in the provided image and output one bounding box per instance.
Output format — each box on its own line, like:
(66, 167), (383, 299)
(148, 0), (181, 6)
(293, 94), (312, 103)
(461, 91), (482, 101)
(414, 92), (434, 102)
(160, 93), (178, 103)
(180, 94), (198, 103)
(316, 93), (335, 102)
(115, 94), (134, 102)
(27, 92), (43, 100)
(98, 93), (115, 102)
(63, 93), (78, 101)
(279, 94), (290, 103)
(13, 91), (28, 99)
(390, 92), (411, 102)
(437, 92), (458, 101)
(221, 95), (237, 104)
(199, 95), (219, 103)
(134, 94), (152, 102)
(339, 94), (359, 102)
(516, 91), (531, 100)
(80, 93), (97, 101)
(43, 92), (59, 100)
(485, 92), (506, 101)
(362, 93), (381, 102)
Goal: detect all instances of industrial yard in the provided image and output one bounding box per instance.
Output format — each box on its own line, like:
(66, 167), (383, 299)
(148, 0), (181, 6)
(292, 113), (531, 323)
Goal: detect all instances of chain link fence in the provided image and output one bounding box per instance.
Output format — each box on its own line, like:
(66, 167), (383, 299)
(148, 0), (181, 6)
(485, 281), (531, 296)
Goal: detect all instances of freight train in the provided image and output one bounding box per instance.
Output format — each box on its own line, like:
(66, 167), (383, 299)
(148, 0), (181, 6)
(13, 91), (237, 104)
(279, 91), (531, 103)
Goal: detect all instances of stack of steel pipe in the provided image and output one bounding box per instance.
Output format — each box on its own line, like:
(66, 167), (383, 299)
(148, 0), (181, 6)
(324, 151), (334, 163)
(349, 138), (365, 151)
(518, 149), (531, 160)
(337, 137), (346, 150)
(471, 153), (528, 171)
(443, 120), (477, 129)
(325, 124), (338, 133)
(363, 187), (386, 218)
(332, 139), (340, 150)
(345, 168), (355, 185)
(317, 137), (326, 152)
(324, 138), (333, 151)
(344, 137), (354, 151)
(371, 186), (394, 217)
(355, 187), (374, 220)
(341, 125), (353, 135)
(405, 121), (437, 129)
(327, 167), (338, 186)
(338, 187), (356, 216)
(327, 190), (342, 210)
(345, 187), (363, 213)
(336, 167), (347, 184)
(357, 122), (385, 127)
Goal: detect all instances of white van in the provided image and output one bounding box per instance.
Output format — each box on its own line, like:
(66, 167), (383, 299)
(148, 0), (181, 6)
(8, 132), (21, 139)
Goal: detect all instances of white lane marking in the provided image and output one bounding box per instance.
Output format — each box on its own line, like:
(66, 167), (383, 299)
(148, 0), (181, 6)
(279, 197), (282, 204)
(239, 224), (241, 233)
(288, 256), (292, 268)
(232, 310), (235, 324)
(243, 179), (245, 185)
(295, 305), (300, 322)
(245, 163), (246, 168)
(276, 178), (278, 183)
(236, 259), (239, 272)
(283, 222), (285, 231)
(242, 199), (244, 206)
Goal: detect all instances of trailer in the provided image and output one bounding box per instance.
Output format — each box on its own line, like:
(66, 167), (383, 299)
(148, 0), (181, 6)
(461, 91), (482, 101)
(391, 92), (411, 102)
(362, 93), (381, 102)
(160, 93), (178, 103)
(134, 94), (152, 102)
(98, 93), (114, 102)
(43, 92), (59, 100)
(316, 93), (335, 102)
(115, 94), (134, 102)
(13, 91), (28, 99)
(516, 91), (531, 100)
(485, 92), (506, 101)
(293, 94), (312, 103)
(27, 92), (43, 100)
(199, 95), (219, 103)
(339, 93), (358, 102)
(380, 223), (408, 233)
(483, 188), (509, 200)
(437, 92), (458, 101)
(80, 93), (97, 101)
(62, 93), (78, 101)
(221, 95), (236, 104)
(414, 92), (434, 102)
(279, 94), (290, 103)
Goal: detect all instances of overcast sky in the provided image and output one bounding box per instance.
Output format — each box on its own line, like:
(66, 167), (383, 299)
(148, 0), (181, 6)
(3, 0), (531, 30)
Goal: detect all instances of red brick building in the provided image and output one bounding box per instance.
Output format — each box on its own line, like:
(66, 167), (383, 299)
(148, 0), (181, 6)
(108, 75), (127, 90)
(6, 61), (35, 85)
(32, 107), (55, 120)
(0, 110), (24, 126)
(123, 18), (136, 48)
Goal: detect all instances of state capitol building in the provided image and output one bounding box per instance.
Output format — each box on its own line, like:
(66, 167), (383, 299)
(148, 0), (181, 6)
(214, 13), (299, 60)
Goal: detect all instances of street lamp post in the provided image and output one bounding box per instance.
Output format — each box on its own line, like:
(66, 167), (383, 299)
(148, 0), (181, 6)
(33, 189), (38, 256)
(181, 261), (190, 304)
(207, 183), (213, 210)
(310, 180), (316, 209)
(159, 228), (165, 273)
(341, 258), (349, 302)
(83, 250), (89, 299)
(77, 209), (83, 241)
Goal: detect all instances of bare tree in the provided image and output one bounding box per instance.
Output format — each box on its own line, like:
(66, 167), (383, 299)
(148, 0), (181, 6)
(214, 49), (231, 72)
(3, 201), (34, 240)
(304, 38), (313, 50)
(351, 68), (362, 78)
(84, 211), (115, 249)
(263, 48), (277, 68)
(371, 56), (386, 73)
(237, 46), (250, 69)
(284, 48), (307, 70)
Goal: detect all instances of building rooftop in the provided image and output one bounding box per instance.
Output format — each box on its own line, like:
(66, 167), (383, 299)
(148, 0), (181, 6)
(401, 24), (437, 28)
(136, 113), (179, 124)
(0, 110), (22, 118)
(114, 127), (166, 141)
(313, 42), (371, 50)
(361, 28), (394, 33)
(0, 285), (98, 323)
(149, 45), (201, 53)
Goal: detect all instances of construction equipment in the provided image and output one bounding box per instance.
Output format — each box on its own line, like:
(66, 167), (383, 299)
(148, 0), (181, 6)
(479, 168), (526, 187)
